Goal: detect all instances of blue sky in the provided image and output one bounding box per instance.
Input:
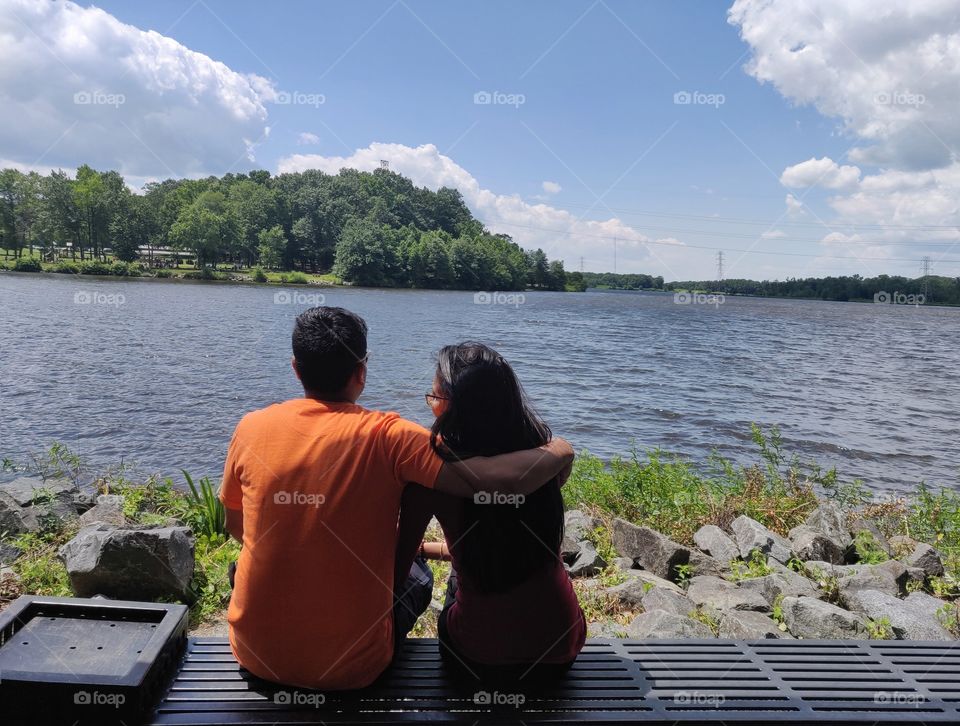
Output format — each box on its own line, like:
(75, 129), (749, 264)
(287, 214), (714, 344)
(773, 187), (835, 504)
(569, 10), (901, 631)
(3, 0), (959, 280)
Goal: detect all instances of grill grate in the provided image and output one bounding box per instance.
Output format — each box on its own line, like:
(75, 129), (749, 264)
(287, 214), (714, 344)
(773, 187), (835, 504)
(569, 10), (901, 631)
(149, 637), (960, 725)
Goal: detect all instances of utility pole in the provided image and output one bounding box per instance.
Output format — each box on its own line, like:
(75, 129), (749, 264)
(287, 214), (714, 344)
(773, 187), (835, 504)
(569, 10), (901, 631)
(716, 250), (724, 291)
(921, 256), (932, 301)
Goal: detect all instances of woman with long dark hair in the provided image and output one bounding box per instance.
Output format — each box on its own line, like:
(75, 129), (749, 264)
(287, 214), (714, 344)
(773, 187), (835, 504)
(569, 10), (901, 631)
(395, 342), (585, 677)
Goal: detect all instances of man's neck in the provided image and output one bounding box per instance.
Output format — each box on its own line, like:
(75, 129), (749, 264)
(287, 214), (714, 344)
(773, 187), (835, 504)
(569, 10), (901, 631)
(303, 391), (357, 405)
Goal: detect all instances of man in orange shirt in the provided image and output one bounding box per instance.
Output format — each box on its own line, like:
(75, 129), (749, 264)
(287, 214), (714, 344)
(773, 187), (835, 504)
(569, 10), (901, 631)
(219, 306), (573, 691)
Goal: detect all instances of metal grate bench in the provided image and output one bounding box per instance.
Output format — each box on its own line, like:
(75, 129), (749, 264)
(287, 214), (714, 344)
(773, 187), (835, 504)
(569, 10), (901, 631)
(149, 637), (960, 725)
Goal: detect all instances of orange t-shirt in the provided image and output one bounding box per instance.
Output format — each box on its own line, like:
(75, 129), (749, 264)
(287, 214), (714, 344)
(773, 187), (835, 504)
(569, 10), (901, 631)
(218, 397), (443, 690)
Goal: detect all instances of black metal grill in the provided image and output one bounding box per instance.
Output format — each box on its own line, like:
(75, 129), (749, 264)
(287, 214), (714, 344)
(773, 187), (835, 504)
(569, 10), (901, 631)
(149, 637), (960, 724)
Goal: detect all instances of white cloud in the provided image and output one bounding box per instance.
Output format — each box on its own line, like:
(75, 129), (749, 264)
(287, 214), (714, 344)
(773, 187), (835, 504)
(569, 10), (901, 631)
(0, 0), (272, 179)
(784, 193), (804, 217)
(761, 229), (787, 239)
(541, 180), (562, 194)
(279, 143), (670, 268)
(780, 157), (861, 191)
(731, 0), (960, 260)
(297, 132), (320, 146)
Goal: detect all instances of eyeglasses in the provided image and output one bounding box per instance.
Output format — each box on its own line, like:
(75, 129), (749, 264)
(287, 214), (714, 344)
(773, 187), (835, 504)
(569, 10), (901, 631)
(424, 393), (448, 407)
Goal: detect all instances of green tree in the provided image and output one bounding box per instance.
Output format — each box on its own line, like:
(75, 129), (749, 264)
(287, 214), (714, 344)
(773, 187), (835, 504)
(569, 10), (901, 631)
(257, 225), (287, 269)
(333, 218), (402, 287)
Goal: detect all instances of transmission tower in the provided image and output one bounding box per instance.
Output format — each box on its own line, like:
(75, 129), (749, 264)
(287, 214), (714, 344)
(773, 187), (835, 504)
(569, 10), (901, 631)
(716, 250), (724, 290)
(921, 256), (931, 301)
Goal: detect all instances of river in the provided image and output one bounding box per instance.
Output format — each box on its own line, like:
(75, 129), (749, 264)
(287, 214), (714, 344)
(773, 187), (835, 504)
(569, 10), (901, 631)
(1, 272), (957, 495)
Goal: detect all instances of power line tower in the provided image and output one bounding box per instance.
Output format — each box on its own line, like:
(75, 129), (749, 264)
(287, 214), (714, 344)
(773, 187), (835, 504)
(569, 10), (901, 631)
(716, 250), (724, 291)
(921, 256), (932, 301)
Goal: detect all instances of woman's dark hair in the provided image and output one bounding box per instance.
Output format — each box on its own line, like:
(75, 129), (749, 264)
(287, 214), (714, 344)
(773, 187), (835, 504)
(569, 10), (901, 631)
(430, 342), (564, 593)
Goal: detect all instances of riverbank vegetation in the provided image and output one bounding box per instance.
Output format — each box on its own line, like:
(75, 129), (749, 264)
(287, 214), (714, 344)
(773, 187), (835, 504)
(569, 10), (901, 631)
(3, 428), (958, 634)
(0, 166), (571, 291)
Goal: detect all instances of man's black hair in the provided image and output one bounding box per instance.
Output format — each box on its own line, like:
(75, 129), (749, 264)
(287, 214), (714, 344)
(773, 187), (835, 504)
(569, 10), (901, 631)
(292, 307), (368, 396)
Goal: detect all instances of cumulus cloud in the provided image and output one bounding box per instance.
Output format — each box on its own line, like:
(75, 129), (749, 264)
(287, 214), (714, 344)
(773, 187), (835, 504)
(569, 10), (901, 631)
(297, 132), (320, 146)
(541, 180), (562, 194)
(761, 229), (787, 239)
(780, 157), (861, 191)
(730, 0), (960, 257)
(279, 143), (669, 266)
(0, 0), (272, 180)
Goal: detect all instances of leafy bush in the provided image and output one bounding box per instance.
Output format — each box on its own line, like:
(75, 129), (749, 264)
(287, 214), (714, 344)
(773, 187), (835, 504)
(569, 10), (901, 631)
(252, 266), (268, 282)
(286, 271), (309, 284)
(78, 260), (112, 275)
(154, 269), (173, 278)
(184, 268), (224, 280)
(110, 260), (142, 277)
(182, 470), (227, 539)
(13, 257), (42, 272)
(53, 260), (80, 274)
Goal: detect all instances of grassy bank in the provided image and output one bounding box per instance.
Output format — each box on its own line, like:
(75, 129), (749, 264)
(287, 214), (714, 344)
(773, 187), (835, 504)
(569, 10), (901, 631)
(3, 428), (958, 633)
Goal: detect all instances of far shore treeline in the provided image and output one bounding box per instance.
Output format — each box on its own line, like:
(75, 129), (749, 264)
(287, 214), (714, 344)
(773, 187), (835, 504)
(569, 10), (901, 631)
(0, 165), (573, 291)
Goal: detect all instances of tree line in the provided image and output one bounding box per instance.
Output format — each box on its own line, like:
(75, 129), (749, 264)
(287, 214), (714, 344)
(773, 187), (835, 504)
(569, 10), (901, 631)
(0, 166), (569, 291)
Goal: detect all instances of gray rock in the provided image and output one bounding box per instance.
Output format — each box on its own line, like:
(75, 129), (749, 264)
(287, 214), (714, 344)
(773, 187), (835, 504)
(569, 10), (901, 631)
(33, 498), (79, 530)
(0, 541), (23, 565)
(568, 540), (606, 577)
(0, 477), (75, 507)
(611, 557), (636, 571)
(739, 572), (819, 606)
(686, 575), (770, 615)
(781, 596), (869, 639)
(905, 543), (944, 578)
(845, 589), (952, 640)
(59, 524), (195, 600)
(903, 591), (952, 622)
(97, 494), (126, 508)
(889, 535), (918, 557)
(803, 502), (852, 550)
(588, 621), (626, 638)
(561, 509), (595, 560)
(849, 518), (893, 557)
(606, 570), (683, 607)
(693, 525), (740, 566)
(642, 587), (695, 617)
(688, 550), (726, 577)
(71, 492), (97, 514)
(731, 515), (792, 564)
(718, 610), (791, 639)
(789, 524), (845, 564)
(627, 609), (714, 639)
(611, 519), (689, 580)
(78, 499), (127, 527)
(804, 560), (862, 577)
(838, 567), (901, 599)
(768, 560), (824, 595)
(0, 491), (39, 534)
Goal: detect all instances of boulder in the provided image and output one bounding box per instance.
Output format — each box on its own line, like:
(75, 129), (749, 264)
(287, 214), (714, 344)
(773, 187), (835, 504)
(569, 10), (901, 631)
(718, 610), (791, 639)
(781, 596), (869, 639)
(838, 567), (900, 599)
(568, 541), (606, 577)
(627, 609), (714, 639)
(904, 543), (944, 578)
(803, 502), (852, 550)
(588, 621), (626, 638)
(0, 491), (39, 534)
(59, 524), (195, 600)
(611, 519), (689, 580)
(0, 541), (23, 565)
(849, 518), (893, 557)
(789, 524), (845, 564)
(1, 477), (75, 507)
(903, 591), (952, 622)
(731, 515), (792, 564)
(688, 550), (726, 577)
(561, 509), (595, 560)
(71, 492), (97, 514)
(693, 525), (740, 566)
(78, 499), (127, 527)
(641, 587), (695, 617)
(845, 589), (952, 640)
(606, 571), (683, 607)
(686, 575), (770, 615)
(739, 572), (819, 606)
(611, 557), (636, 571)
(889, 535), (918, 557)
